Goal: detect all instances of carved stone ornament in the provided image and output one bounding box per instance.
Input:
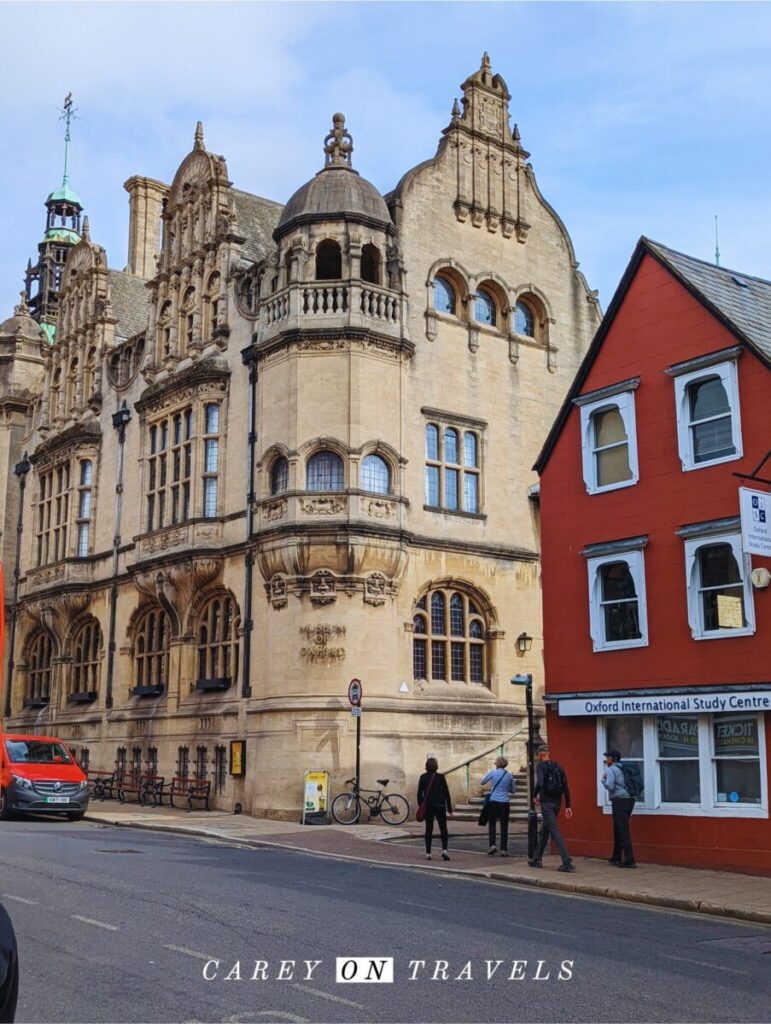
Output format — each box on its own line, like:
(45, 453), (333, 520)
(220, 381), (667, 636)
(269, 574), (287, 610)
(143, 527), (188, 555)
(468, 325), (480, 353)
(309, 570), (337, 606)
(263, 499), (287, 523)
(365, 499), (395, 520)
(364, 572), (388, 607)
(300, 497), (345, 516)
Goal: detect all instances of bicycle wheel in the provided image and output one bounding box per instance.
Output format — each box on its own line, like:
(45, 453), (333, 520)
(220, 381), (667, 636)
(379, 793), (410, 825)
(331, 792), (361, 825)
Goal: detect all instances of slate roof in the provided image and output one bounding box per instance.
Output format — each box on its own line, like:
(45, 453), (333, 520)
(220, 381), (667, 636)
(645, 240), (771, 365)
(109, 270), (151, 341)
(231, 189), (283, 263)
(276, 167), (392, 237)
(534, 237), (771, 474)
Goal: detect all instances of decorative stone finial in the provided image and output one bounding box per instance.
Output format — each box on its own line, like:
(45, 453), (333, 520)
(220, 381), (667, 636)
(14, 291), (30, 316)
(194, 121), (205, 150)
(512, 123), (521, 142)
(81, 215), (91, 241)
(451, 98), (461, 119)
(323, 113), (354, 169)
(481, 52), (491, 71)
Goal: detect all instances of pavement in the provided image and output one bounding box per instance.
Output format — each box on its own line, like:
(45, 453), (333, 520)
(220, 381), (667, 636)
(84, 802), (771, 927)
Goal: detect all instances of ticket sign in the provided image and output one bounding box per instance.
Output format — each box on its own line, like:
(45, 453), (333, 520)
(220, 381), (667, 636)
(740, 487), (771, 557)
(348, 678), (363, 706)
(229, 740), (246, 777)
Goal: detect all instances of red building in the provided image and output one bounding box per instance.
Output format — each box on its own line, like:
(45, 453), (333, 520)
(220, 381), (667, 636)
(535, 238), (771, 874)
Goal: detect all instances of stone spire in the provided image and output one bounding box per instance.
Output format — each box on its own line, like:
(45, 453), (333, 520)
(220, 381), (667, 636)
(323, 113), (354, 169)
(194, 121), (205, 151)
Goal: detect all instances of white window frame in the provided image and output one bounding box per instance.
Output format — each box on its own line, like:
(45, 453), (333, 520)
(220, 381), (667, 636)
(673, 360), (742, 472)
(596, 714), (767, 819)
(579, 390), (639, 495)
(684, 531), (755, 640)
(587, 549), (649, 652)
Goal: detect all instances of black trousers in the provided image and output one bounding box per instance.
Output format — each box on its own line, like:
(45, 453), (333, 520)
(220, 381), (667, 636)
(611, 797), (636, 864)
(487, 801), (510, 850)
(424, 808), (448, 852)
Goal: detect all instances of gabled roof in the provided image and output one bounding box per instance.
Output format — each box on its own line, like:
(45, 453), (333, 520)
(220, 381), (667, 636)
(108, 270), (151, 342)
(231, 189), (283, 263)
(534, 237), (771, 474)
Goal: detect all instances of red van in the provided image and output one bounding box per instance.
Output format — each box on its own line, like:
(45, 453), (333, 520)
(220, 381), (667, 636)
(0, 734), (89, 821)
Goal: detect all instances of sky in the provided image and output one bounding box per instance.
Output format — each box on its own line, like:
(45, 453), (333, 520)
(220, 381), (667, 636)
(2, 1), (771, 318)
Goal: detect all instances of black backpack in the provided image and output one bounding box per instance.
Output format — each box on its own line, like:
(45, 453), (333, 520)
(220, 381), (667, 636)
(543, 761), (566, 797)
(619, 761), (644, 798)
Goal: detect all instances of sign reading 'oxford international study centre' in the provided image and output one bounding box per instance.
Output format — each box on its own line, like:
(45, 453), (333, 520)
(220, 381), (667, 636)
(558, 690), (771, 717)
(740, 486), (771, 557)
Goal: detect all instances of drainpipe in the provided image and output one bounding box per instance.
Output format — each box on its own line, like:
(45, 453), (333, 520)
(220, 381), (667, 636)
(105, 402), (131, 710)
(240, 342), (258, 699)
(4, 454), (32, 719)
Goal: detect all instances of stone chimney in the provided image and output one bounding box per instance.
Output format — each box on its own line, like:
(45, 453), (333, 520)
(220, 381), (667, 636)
(124, 176), (169, 278)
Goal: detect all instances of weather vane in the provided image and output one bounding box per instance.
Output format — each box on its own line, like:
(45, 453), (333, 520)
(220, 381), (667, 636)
(57, 92), (78, 186)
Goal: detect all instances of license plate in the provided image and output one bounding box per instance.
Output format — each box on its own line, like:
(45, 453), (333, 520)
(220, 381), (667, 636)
(44, 797), (70, 804)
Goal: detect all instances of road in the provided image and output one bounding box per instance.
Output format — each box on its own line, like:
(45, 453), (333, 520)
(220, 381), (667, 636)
(2, 819), (770, 1023)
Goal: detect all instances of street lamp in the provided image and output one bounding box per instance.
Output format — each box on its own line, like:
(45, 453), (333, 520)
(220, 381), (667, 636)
(106, 403), (131, 710)
(5, 453), (32, 718)
(516, 632), (533, 655)
(511, 672), (538, 859)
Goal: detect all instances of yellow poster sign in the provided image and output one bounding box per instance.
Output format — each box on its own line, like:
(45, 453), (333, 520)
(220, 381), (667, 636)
(304, 771), (329, 814)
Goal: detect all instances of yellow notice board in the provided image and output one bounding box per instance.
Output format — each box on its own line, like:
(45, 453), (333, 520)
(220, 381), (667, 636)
(303, 771), (329, 816)
(229, 740), (246, 777)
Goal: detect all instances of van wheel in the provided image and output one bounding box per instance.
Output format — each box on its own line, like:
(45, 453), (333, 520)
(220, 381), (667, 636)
(0, 790), (10, 821)
(66, 811), (85, 822)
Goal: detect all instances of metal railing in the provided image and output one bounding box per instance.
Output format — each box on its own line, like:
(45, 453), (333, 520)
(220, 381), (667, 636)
(443, 726), (528, 802)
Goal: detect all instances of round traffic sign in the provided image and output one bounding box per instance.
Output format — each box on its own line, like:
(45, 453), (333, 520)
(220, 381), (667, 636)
(348, 678), (363, 706)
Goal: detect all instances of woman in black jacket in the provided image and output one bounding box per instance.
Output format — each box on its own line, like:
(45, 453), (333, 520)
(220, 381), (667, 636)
(417, 757), (453, 861)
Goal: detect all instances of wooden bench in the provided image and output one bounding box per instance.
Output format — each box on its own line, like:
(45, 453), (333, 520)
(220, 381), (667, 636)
(118, 773), (165, 807)
(169, 776), (211, 812)
(90, 771), (121, 801)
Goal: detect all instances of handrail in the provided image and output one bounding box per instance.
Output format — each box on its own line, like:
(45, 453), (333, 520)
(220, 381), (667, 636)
(443, 726), (529, 801)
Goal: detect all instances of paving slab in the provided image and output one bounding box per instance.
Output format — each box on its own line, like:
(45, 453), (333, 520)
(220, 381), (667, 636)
(84, 803), (771, 926)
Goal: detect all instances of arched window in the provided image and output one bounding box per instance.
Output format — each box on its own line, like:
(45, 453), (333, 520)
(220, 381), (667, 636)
(134, 608), (169, 691)
(412, 587), (488, 685)
(360, 454), (390, 494)
(316, 240), (342, 281)
(71, 619), (101, 698)
(197, 594), (239, 686)
(474, 289), (496, 326)
(433, 276), (456, 315)
(514, 300), (535, 337)
(204, 273), (221, 341)
(590, 406), (632, 487)
(271, 456), (289, 495)
(361, 244), (381, 285)
(307, 450), (344, 491)
(25, 631), (53, 705)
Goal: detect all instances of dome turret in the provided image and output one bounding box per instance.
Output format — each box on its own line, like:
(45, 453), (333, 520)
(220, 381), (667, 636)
(275, 114), (392, 238)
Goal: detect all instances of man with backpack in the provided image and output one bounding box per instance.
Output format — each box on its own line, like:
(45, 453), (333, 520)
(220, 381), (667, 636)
(602, 748), (640, 868)
(528, 744), (575, 872)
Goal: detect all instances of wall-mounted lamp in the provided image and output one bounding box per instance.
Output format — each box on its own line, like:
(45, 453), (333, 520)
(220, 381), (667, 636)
(516, 631), (533, 655)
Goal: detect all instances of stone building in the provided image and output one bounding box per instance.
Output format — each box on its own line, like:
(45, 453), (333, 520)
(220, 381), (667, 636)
(3, 56), (600, 816)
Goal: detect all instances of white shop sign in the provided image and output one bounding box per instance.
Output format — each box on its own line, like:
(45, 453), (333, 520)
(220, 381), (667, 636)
(558, 689), (771, 717)
(740, 486), (771, 557)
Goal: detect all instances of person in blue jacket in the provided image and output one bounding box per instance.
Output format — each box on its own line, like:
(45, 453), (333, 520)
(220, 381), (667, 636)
(481, 756), (517, 856)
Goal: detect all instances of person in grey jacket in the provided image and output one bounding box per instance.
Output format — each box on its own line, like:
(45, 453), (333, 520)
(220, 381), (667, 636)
(602, 748), (636, 868)
(481, 756), (517, 856)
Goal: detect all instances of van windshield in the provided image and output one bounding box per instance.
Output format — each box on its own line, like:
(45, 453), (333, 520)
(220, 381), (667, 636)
(4, 740), (73, 764)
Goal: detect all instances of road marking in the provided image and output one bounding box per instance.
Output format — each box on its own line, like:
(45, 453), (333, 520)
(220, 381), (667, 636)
(393, 899), (448, 913)
(71, 915), (118, 931)
(295, 881), (340, 892)
(290, 983), (366, 1010)
(164, 944), (216, 962)
(1, 894), (39, 905)
(662, 954), (750, 975)
(511, 922), (576, 937)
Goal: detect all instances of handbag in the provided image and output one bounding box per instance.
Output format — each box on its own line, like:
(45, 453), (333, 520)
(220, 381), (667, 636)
(478, 770), (508, 826)
(415, 773), (437, 822)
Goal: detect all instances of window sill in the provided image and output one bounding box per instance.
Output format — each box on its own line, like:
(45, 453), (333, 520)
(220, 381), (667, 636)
(680, 451), (742, 473)
(584, 477), (638, 496)
(691, 627), (756, 641)
(423, 505), (486, 521)
(601, 802), (767, 819)
(592, 638), (649, 653)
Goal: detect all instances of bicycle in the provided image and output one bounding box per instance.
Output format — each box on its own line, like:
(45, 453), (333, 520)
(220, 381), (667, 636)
(331, 776), (410, 825)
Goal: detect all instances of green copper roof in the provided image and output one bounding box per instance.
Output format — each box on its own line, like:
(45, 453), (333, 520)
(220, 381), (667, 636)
(44, 227), (80, 244)
(41, 321), (56, 345)
(46, 182), (82, 207)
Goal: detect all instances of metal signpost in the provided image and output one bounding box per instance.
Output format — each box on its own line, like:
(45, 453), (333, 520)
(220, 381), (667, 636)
(511, 674), (539, 859)
(348, 678), (363, 814)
